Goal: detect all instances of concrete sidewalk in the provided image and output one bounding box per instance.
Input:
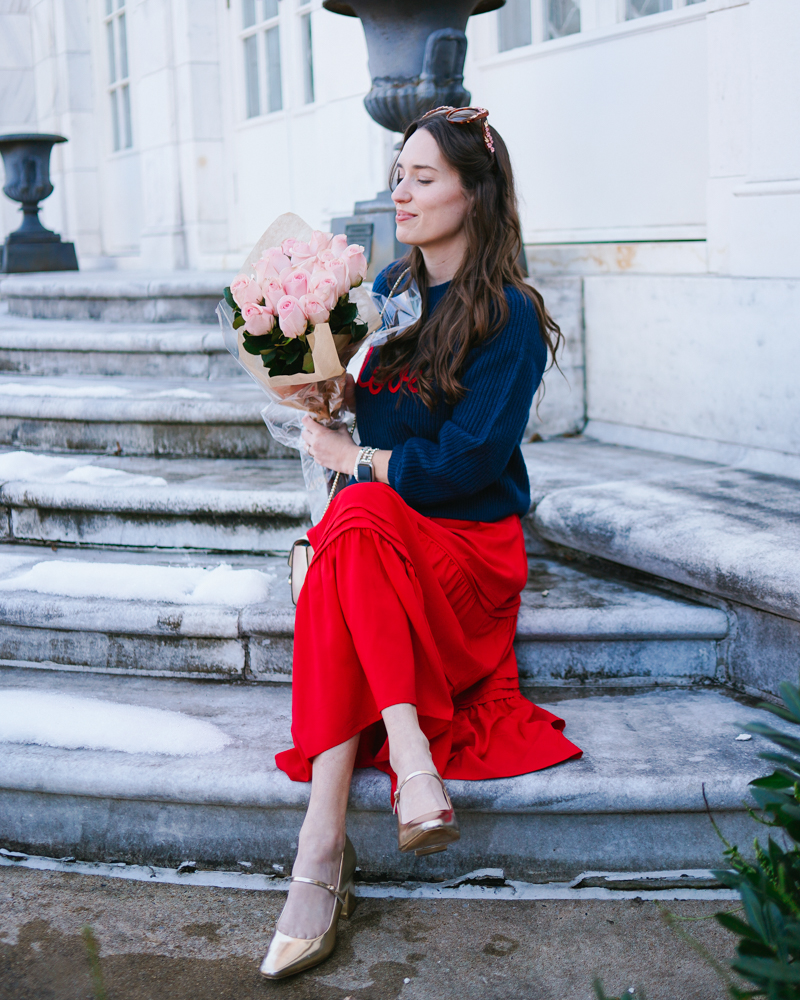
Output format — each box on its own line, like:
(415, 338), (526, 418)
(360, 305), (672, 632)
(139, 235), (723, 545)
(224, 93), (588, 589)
(0, 866), (739, 1000)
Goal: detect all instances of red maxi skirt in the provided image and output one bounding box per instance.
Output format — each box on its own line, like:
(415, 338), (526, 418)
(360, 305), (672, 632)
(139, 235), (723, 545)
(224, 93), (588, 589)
(276, 483), (582, 787)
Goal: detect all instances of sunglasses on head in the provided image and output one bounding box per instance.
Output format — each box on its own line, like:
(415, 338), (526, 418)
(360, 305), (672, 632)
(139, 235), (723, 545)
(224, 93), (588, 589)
(420, 106), (495, 155)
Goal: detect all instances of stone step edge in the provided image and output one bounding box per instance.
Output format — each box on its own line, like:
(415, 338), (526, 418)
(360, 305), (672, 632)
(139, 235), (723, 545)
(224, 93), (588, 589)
(0, 590), (730, 641)
(0, 330), (226, 354)
(0, 274), (233, 300)
(0, 481), (308, 517)
(0, 395), (265, 424)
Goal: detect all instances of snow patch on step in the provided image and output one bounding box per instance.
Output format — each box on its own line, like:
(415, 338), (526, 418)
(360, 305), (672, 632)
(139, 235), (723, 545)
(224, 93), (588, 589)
(0, 560), (275, 605)
(0, 691), (232, 755)
(0, 451), (168, 487)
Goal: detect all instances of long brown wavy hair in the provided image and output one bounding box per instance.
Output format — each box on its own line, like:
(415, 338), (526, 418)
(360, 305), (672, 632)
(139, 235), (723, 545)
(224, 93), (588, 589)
(371, 112), (563, 411)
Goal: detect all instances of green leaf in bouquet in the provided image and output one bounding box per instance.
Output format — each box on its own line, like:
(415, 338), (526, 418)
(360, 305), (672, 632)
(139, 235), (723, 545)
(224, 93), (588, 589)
(233, 313), (245, 330)
(223, 286), (237, 310)
(302, 352), (315, 374)
(242, 338), (269, 355)
(331, 301), (358, 327)
(351, 320), (369, 343)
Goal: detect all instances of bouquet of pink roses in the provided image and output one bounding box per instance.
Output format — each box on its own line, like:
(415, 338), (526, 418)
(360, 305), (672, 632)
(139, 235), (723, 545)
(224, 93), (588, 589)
(217, 213), (381, 521)
(224, 230), (369, 380)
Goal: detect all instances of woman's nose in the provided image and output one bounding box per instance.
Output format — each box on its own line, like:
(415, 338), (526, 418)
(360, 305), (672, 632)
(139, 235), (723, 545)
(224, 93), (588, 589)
(392, 180), (410, 204)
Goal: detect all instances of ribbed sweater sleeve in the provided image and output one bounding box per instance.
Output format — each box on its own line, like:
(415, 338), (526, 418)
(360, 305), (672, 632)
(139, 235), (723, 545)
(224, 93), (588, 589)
(387, 287), (545, 507)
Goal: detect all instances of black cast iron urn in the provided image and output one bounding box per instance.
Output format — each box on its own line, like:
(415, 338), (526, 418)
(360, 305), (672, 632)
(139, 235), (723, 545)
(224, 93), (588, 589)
(323, 0), (504, 134)
(0, 133), (78, 273)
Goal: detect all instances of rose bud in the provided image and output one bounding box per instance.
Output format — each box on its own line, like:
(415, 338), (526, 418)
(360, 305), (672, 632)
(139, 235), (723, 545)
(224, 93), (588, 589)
(283, 269), (309, 299)
(280, 238), (298, 257)
(241, 302), (275, 336)
(261, 278), (284, 310)
(324, 257), (349, 298)
(230, 274), (263, 308)
(316, 249), (336, 264)
(266, 247), (292, 272)
(299, 293), (330, 326)
(309, 273), (340, 311)
(309, 230), (333, 255)
(330, 233), (348, 258)
(276, 295), (309, 339)
(342, 245), (368, 287)
(290, 241), (315, 267)
(254, 258), (280, 284)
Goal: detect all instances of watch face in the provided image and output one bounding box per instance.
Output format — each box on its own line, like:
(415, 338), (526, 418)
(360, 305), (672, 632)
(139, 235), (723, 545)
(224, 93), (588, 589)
(356, 463), (372, 483)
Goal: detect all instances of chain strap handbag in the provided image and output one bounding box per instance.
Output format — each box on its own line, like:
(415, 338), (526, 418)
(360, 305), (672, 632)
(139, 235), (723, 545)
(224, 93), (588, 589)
(287, 268), (410, 606)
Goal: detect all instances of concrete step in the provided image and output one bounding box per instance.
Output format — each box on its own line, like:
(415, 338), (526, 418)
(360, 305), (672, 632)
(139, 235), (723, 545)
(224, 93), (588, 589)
(0, 665), (778, 878)
(521, 436), (800, 700)
(0, 271), (234, 324)
(0, 313), (243, 380)
(0, 451), (308, 551)
(0, 376), (288, 458)
(0, 544), (729, 686)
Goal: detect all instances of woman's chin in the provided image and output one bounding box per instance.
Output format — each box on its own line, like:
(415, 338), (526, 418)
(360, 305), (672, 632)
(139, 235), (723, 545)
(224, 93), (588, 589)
(395, 223), (418, 246)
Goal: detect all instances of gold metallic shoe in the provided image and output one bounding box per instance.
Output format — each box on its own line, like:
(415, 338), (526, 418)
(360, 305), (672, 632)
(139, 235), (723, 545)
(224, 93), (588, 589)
(394, 769), (460, 857)
(259, 836), (357, 980)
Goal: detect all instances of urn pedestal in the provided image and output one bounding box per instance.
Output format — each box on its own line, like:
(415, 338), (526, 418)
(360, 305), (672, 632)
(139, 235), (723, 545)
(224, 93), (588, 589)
(0, 133), (79, 274)
(325, 0), (504, 277)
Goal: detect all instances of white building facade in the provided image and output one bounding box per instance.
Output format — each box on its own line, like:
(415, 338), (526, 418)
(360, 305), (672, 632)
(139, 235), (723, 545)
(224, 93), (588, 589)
(0, 0), (798, 464)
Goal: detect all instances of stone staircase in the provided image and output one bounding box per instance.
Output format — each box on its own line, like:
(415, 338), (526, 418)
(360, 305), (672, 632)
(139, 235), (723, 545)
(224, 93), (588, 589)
(0, 271), (797, 882)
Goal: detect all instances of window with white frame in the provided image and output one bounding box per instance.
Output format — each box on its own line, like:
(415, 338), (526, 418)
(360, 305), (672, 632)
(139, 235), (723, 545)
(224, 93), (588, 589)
(626, 0), (703, 16)
(299, 2), (314, 104)
(498, 0), (532, 52)
(242, 0), (283, 118)
(545, 0), (580, 39)
(104, 0), (132, 151)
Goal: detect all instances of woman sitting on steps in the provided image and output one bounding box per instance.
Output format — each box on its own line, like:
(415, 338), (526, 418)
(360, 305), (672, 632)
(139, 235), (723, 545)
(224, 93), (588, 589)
(260, 106), (583, 980)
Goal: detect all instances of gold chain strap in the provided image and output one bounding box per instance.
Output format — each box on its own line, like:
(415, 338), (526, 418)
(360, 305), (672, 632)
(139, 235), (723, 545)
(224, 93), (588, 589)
(318, 267), (411, 519)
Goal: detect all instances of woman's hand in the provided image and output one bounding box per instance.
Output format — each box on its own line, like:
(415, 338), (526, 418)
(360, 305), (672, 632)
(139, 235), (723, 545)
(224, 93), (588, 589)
(301, 415), (359, 475)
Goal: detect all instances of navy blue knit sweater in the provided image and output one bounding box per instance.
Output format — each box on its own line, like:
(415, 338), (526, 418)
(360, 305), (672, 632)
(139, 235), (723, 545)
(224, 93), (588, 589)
(353, 265), (546, 522)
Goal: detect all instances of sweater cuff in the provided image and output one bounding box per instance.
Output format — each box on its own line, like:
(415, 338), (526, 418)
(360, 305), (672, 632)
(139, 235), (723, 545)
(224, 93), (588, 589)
(387, 443), (404, 492)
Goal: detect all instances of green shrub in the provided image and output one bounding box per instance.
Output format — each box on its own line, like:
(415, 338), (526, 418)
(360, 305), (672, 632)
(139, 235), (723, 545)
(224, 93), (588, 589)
(710, 681), (800, 998)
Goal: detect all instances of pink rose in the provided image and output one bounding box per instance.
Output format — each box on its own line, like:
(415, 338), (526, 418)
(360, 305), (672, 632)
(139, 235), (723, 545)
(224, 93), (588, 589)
(324, 257), (349, 298)
(309, 273), (339, 311)
(342, 244), (368, 287)
(261, 278), (284, 310)
(299, 293), (330, 326)
(230, 274), (263, 309)
(254, 258), (280, 284)
(316, 249), (336, 264)
(309, 230), (333, 254)
(289, 241), (316, 268)
(281, 238), (299, 257)
(265, 247), (292, 273)
(330, 233), (348, 258)
(241, 302), (275, 336)
(283, 269), (309, 299)
(276, 295), (308, 339)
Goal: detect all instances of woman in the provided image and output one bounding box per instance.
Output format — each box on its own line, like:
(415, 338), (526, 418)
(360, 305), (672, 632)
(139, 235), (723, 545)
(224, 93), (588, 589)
(260, 107), (582, 980)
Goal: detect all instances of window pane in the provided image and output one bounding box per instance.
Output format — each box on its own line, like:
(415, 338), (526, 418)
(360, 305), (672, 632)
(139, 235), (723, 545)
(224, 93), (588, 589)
(498, 0), (532, 53)
(116, 0), (124, 9)
(105, 0), (113, 14)
(120, 83), (133, 148)
(110, 90), (121, 151)
(263, 0), (278, 18)
(106, 20), (116, 83)
(266, 26), (283, 112)
(118, 12), (128, 79)
(301, 12), (314, 104)
(244, 33), (260, 117)
(243, 0), (256, 28)
(545, 0), (580, 39)
(626, 0), (672, 17)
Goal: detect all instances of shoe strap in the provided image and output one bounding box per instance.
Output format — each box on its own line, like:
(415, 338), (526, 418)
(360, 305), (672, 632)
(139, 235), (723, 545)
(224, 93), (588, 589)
(393, 769), (449, 815)
(289, 875), (348, 907)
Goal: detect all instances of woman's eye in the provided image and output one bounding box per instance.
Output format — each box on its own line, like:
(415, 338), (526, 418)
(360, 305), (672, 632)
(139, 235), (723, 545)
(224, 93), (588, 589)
(417, 178), (433, 185)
